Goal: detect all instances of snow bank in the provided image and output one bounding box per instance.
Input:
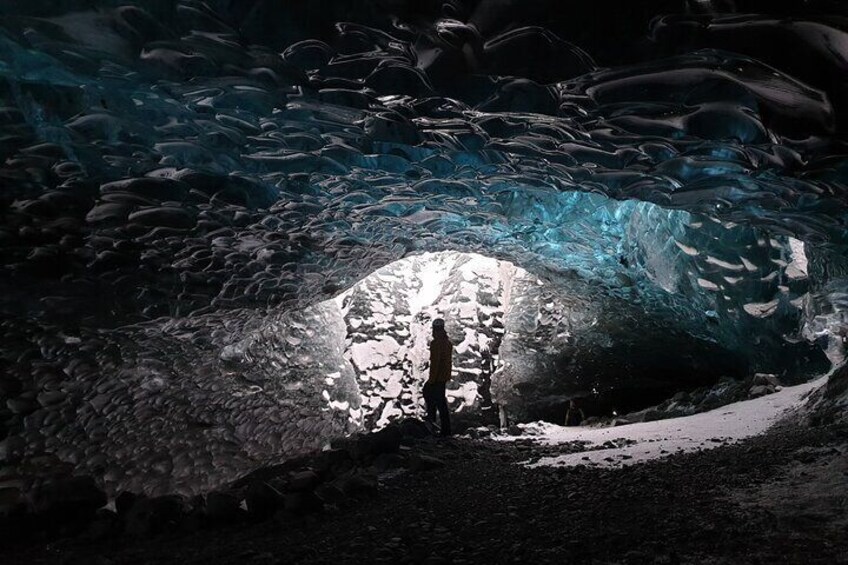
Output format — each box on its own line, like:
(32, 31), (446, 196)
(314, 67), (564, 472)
(494, 378), (826, 468)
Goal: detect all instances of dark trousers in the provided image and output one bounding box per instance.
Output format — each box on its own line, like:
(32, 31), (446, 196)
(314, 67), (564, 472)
(423, 381), (451, 435)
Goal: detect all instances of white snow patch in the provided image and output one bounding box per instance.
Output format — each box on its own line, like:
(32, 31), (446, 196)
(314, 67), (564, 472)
(376, 402), (403, 428)
(329, 400), (350, 411)
(447, 381), (479, 412)
(409, 252), (455, 313)
(455, 327), (479, 354)
(349, 336), (400, 371)
(495, 378), (825, 469)
(378, 369), (404, 398)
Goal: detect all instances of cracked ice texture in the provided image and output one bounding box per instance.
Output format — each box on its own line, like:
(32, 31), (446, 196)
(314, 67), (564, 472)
(340, 252), (514, 429)
(0, 0), (845, 493)
(2, 301), (359, 496)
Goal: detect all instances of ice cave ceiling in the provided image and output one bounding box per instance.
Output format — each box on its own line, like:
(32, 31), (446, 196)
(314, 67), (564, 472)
(1, 0), (848, 494)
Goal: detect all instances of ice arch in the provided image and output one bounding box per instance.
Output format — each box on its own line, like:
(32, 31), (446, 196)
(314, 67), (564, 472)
(1, 191), (831, 496)
(1, 0), (847, 498)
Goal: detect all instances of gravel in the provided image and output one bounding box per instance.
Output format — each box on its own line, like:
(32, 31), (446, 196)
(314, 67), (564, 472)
(2, 417), (846, 565)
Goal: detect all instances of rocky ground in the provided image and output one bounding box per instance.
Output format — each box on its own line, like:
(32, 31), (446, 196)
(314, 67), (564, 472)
(2, 413), (847, 565)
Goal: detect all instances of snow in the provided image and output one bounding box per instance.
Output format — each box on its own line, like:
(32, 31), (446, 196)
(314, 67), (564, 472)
(348, 336), (401, 371)
(455, 327), (479, 354)
(447, 381), (479, 411)
(375, 402), (403, 428)
(494, 378), (825, 468)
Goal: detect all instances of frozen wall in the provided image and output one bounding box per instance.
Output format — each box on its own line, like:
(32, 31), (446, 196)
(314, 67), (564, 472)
(1, 303), (360, 497)
(0, 0), (845, 495)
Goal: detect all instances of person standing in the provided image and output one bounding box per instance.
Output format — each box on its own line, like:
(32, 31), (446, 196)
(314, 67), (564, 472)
(424, 318), (453, 436)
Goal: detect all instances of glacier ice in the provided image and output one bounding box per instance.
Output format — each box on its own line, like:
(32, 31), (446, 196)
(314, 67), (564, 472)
(0, 0), (845, 495)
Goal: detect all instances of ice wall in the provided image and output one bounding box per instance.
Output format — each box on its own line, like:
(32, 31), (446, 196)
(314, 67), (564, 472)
(1, 303), (360, 497)
(0, 0), (845, 494)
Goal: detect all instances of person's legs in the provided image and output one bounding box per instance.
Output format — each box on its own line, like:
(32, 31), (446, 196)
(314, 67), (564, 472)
(436, 383), (451, 436)
(423, 382), (437, 424)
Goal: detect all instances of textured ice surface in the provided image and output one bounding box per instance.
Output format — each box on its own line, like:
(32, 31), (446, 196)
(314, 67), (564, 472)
(0, 1), (846, 494)
(339, 252), (514, 429)
(0, 301), (359, 496)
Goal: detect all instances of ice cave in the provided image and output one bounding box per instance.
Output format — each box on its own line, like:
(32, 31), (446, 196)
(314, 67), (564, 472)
(1, 1), (847, 563)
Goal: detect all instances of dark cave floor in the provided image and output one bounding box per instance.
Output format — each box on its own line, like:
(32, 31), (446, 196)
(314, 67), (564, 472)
(4, 419), (848, 565)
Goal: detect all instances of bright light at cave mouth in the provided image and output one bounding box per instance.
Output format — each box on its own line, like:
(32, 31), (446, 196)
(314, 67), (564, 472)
(334, 251), (531, 431)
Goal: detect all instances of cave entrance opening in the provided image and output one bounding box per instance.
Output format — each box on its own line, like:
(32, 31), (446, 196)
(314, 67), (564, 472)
(333, 251), (527, 433)
(322, 249), (746, 436)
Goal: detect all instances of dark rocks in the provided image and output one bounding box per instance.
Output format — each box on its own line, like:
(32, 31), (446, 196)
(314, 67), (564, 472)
(29, 476), (107, 525)
(350, 424), (403, 460)
(281, 491), (323, 516)
(204, 491), (242, 525)
(313, 482), (346, 507)
(3, 420), (460, 544)
(371, 425), (403, 453)
(312, 448), (354, 476)
(83, 508), (120, 541)
(114, 491), (138, 517)
(148, 495), (186, 526)
(121, 498), (154, 538)
(288, 469), (320, 492)
(399, 418), (430, 440)
(506, 425), (522, 436)
(372, 452), (406, 471)
(244, 481), (283, 521)
(122, 495), (186, 538)
(6, 418), (848, 564)
(748, 384), (777, 398)
(409, 454), (446, 472)
(792, 446), (839, 464)
(0, 434), (26, 462)
(0, 479), (25, 518)
(753, 373), (782, 388)
(331, 469), (378, 498)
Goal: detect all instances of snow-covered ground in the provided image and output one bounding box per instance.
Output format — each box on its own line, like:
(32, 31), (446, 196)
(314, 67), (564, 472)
(494, 378), (826, 468)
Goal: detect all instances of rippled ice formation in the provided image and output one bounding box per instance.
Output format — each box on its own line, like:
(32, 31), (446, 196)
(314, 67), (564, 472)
(0, 1), (847, 494)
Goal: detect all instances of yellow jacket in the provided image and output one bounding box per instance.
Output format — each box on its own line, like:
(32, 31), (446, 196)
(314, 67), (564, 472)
(428, 335), (453, 383)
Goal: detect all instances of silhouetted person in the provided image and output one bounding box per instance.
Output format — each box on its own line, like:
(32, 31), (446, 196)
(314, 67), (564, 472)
(565, 399), (584, 427)
(424, 318), (452, 436)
